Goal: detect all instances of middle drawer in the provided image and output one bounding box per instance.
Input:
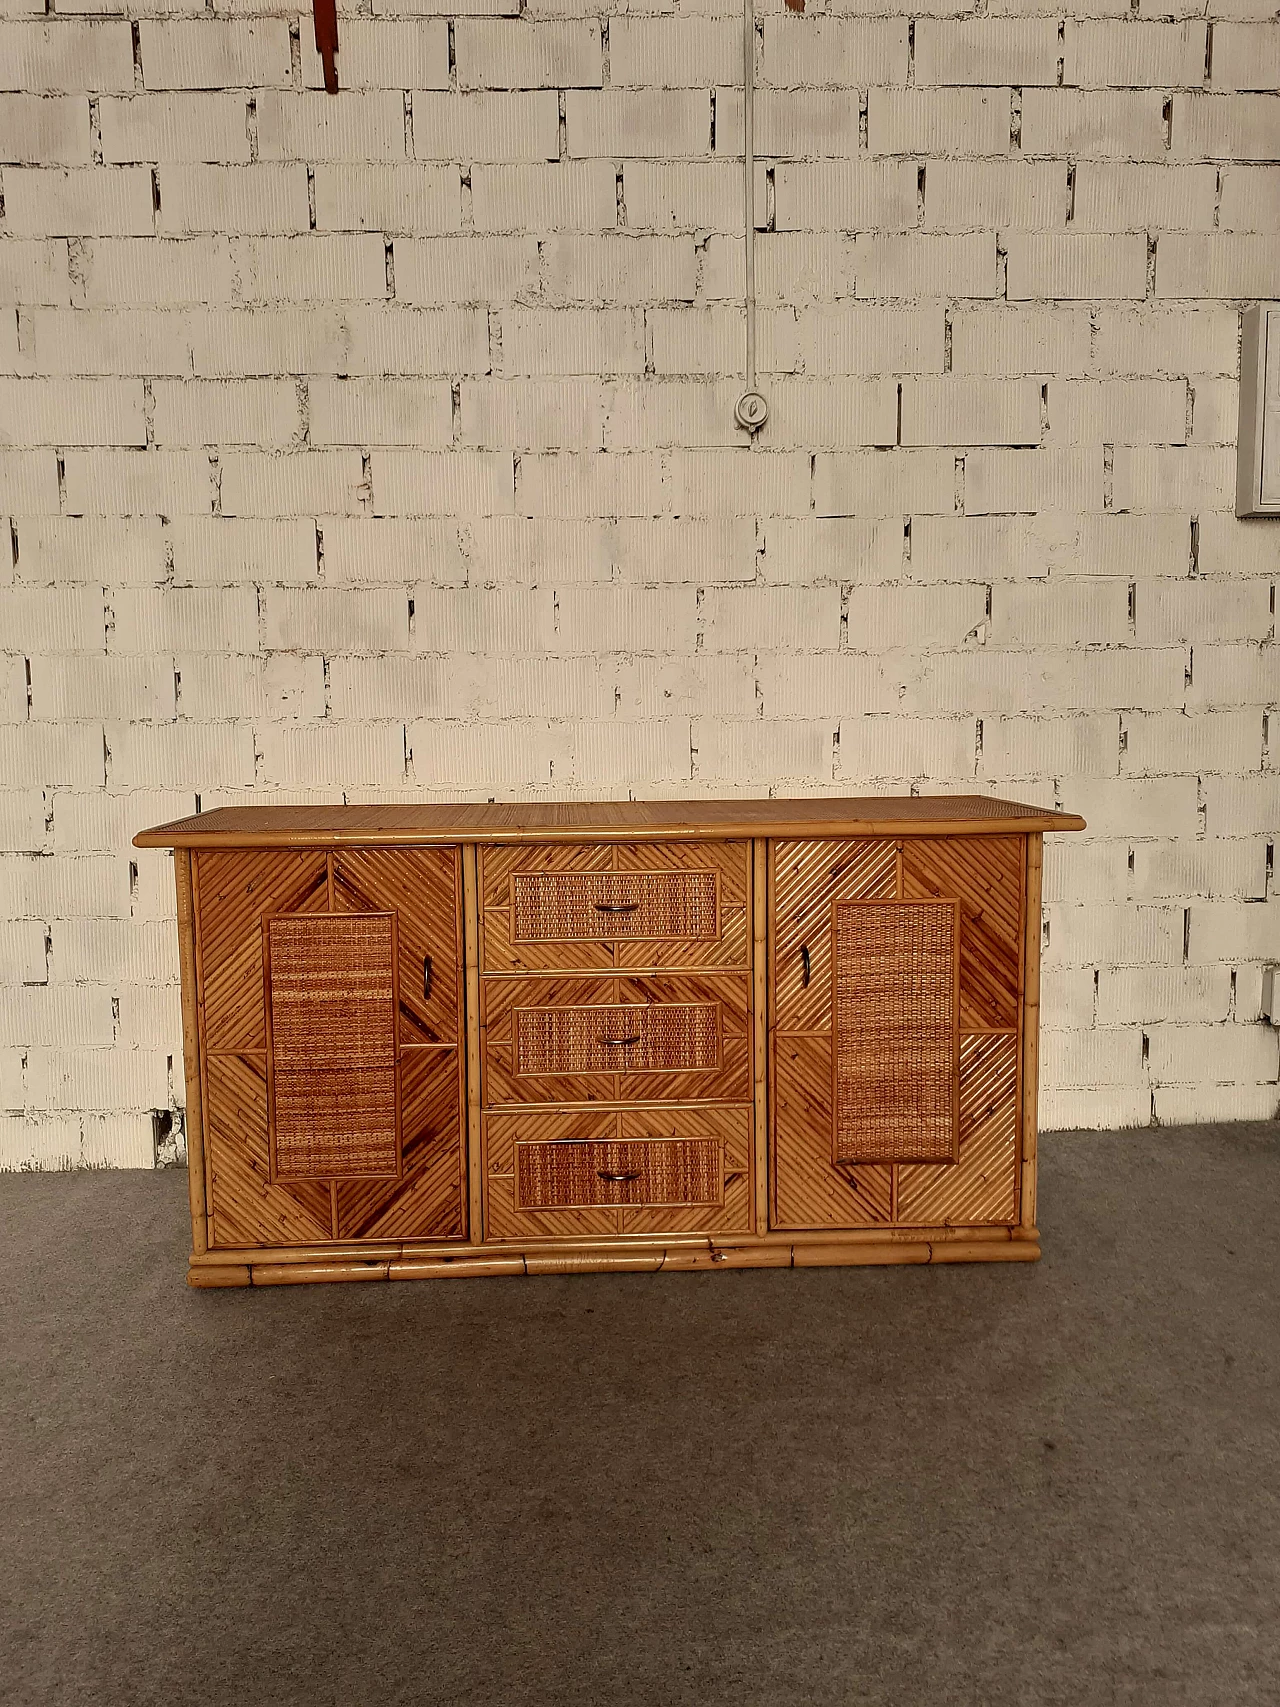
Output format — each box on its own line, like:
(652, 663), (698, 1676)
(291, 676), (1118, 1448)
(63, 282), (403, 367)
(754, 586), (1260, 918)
(481, 973), (751, 1107)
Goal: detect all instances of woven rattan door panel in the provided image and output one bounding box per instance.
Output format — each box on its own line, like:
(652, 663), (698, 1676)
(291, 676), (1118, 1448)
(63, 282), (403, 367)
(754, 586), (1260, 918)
(485, 1106), (752, 1241)
(481, 842), (750, 972)
(832, 899), (960, 1166)
(481, 973), (751, 1107)
(266, 912), (401, 1183)
(770, 834), (1025, 1232)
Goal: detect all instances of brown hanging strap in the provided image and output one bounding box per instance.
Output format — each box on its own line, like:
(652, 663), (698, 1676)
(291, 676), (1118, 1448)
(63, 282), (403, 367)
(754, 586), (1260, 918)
(314, 0), (339, 93)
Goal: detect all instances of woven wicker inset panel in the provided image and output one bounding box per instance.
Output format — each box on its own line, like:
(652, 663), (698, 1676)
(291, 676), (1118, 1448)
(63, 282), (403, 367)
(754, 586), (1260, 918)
(832, 899), (959, 1165)
(516, 1138), (723, 1210)
(514, 1002), (721, 1077)
(511, 869), (718, 942)
(267, 911), (400, 1181)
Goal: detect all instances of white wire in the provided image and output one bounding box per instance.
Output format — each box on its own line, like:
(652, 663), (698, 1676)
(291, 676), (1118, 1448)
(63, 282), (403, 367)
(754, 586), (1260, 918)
(742, 0), (756, 395)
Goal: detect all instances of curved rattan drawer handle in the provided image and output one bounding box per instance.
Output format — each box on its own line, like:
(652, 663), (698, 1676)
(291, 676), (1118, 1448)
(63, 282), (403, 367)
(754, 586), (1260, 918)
(594, 900), (640, 913)
(601, 1034), (642, 1047)
(597, 1169), (642, 1183)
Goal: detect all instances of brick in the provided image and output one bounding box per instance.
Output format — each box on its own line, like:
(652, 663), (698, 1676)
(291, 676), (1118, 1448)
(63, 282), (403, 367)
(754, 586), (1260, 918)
(47, 918), (175, 985)
(138, 20), (291, 89)
(15, 516), (167, 584)
(982, 714), (1120, 780)
(106, 721), (255, 789)
(0, 723), (105, 786)
(1213, 164), (1280, 232)
(373, 450), (515, 517)
(1129, 837), (1267, 899)
(169, 516), (316, 585)
(1186, 643), (1279, 709)
(615, 656), (758, 720)
(610, 19), (737, 89)
(410, 585), (555, 652)
(20, 307), (188, 376)
(1, 167), (153, 238)
(702, 585), (840, 652)
(762, 18), (909, 88)
(1187, 900), (1280, 962)
(647, 306), (798, 377)
(109, 585), (256, 652)
(561, 586), (700, 655)
(157, 165), (308, 236)
(60, 449), (213, 514)
(408, 719), (563, 789)
(1049, 380), (1188, 446)
(256, 92), (406, 163)
(993, 578), (1132, 647)
(0, 985), (116, 1048)
(1071, 165), (1218, 233)
(1112, 446), (1234, 511)
(1196, 514), (1280, 577)
(0, 21), (134, 92)
(1157, 235), (1280, 298)
(262, 587), (407, 652)
(540, 235), (695, 304)
(456, 20), (601, 90)
(1191, 372), (1244, 441)
(2, 586), (104, 651)
(565, 91), (710, 158)
(151, 378), (301, 448)
(855, 234), (997, 299)
(900, 379), (1041, 448)
(189, 306), (488, 377)
(714, 89), (860, 159)
(1123, 707), (1264, 774)
(314, 165), (461, 234)
(700, 232), (856, 307)
(693, 719), (833, 785)
(301, 20), (448, 91)
(219, 450), (367, 518)
(965, 448), (1103, 514)
(1043, 901), (1184, 966)
(502, 309), (644, 376)
(0, 919), (48, 983)
(1202, 776), (1280, 836)
(99, 93), (251, 165)
(1211, 23), (1280, 91)
(1043, 1028), (1146, 1090)
(565, 719), (696, 786)
(176, 653), (324, 721)
(234, 234), (387, 303)
(951, 308), (1089, 377)
(1021, 91), (1167, 161)
(915, 19), (1060, 87)
(310, 378), (452, 448)
(371, 0), (517, 13)
(49, 789), (189, 856)
(28, 654), (174, 720)
(1152, 1083), (1280, 1125)
(868, 88), (1010, 157)
(321, 519), (465, 587)
(1136, 579), (1272, 645)
(1173, 93), (1280, 161)
(846, 584), (988, 650)
(461, 378), (606, 451)
(665, 450), (811, 518)
(0, 377), (145, 448)
(756, 654), (894, 718)
(1090, 307), (1238, 377)
(471, 162), (616, 233)
(515, 452), (662, 518)
(740, 380), (897, 452)
(395, 236), (539, 305)
(835, 715), (974, 782)
(80, 237), (236, 307)
(922, 160), (1065, 232)
(1039, 966), (1098, 1027)
(1097, 965), (1232, 1024)
(799, 307), (944, 376)
(774, 162), (918, 234)
(622, 162), (741, 235)
(1071, 775), (1204, 839)
(463, 515), (612, 585)
(1063, 21), (1206, 88)
(0, 241), (69, 307)
(411, 93), (559, 163)
(0, 94), (90, 166)
(815, 450), (956, 518)
(914, 513), (1190, 582)
(1006, 234), (1147, 301)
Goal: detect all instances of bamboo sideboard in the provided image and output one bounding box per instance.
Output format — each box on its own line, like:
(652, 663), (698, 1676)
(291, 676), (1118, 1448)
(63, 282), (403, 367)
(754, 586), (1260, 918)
(134, 796), (1085, 1288)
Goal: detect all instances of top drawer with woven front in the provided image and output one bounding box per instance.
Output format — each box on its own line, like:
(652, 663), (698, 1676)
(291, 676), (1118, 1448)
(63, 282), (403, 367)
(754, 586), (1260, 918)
(481, 842), (751, 972)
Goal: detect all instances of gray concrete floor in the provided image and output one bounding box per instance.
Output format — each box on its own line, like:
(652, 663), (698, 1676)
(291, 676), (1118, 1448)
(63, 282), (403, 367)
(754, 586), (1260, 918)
(2, 1122), (1278, 1707)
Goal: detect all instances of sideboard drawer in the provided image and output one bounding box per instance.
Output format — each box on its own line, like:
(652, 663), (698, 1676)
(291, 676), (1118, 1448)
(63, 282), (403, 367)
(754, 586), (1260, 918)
(481, 843), (750, 972)
(516, 1137), (723, 1210)
(516, 1000), (721, 1078)
(481, 973), (751, 1106)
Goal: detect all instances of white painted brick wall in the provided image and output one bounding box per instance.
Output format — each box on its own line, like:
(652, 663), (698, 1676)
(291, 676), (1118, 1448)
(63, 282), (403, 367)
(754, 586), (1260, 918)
(1, 4), (1276, 1171)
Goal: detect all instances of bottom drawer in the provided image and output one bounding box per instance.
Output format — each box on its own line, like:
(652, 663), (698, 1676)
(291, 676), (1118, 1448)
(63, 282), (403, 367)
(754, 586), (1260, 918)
(485, 1106), (753, 1242)
(517, 1137), (722, 1210)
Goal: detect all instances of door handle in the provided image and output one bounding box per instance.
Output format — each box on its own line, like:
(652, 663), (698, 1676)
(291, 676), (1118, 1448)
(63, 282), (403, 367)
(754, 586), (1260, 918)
(594, 901), (639, 913)
(597, 1169), (642, 1183)
(601, 1035), (642, 1048)
(800, 944), (811, 987)
(423, 954), (432, 999)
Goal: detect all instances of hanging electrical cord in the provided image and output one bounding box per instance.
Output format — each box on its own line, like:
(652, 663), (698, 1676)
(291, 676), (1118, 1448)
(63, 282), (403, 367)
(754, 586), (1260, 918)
(734, 0), (769, 435)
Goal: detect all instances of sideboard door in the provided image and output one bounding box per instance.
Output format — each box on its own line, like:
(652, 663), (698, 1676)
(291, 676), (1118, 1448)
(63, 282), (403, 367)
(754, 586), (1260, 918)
(770, 835), (1023, 1231)
(195, 847), (467, 1249)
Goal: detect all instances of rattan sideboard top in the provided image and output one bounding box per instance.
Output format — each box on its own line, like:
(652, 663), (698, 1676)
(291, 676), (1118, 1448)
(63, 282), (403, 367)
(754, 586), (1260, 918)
(135, 795), (1085, 850)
